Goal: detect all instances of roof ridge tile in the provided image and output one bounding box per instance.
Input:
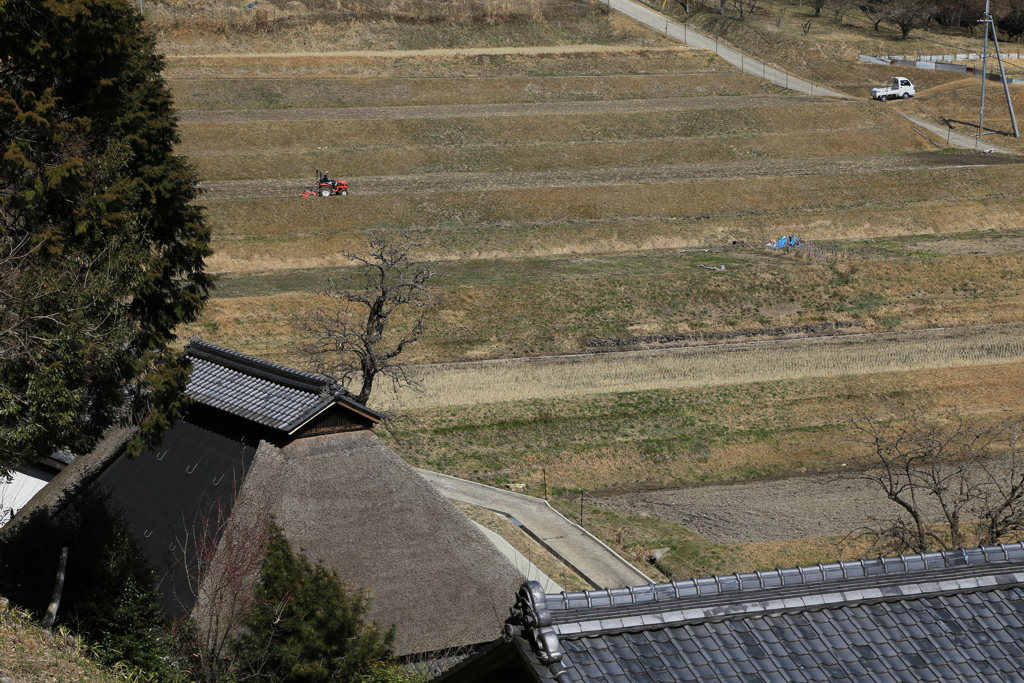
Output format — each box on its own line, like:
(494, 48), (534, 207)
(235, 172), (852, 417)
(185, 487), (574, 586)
(548, 543), (1024, 615)
(187, 337), (332, 391)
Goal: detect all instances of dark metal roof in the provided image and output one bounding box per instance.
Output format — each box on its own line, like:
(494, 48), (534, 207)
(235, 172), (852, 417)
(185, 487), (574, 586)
(185, 338), (382, 433)
(453, 543), (1024, 683)
(95, 417), (259, 615)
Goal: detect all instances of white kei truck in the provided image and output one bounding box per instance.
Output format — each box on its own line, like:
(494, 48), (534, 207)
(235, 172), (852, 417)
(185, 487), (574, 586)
(872, 77), (916, 101)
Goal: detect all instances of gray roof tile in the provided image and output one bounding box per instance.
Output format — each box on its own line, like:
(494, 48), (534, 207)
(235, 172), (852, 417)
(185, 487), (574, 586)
(489, 542), (1024, 683)
(184, 339), (381, 432)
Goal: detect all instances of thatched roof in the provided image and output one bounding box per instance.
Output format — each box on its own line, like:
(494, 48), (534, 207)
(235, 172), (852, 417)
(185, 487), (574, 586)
(238, 431), (525, 656)
(7, 343), (523, 655)
(1, 427), (133, 536)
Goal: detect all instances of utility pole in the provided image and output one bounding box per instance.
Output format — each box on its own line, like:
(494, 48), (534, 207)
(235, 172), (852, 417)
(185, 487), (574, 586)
(978, 0), (990, 138)
(978, 0), (1020, 139)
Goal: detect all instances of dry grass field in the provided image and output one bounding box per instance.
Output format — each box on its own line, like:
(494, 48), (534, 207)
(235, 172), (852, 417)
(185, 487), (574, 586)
(376, 324), (1024, 411)
(160, 0), (1024, 572)
(383, 357), (1024, 490)
(186, 235), (1024, 363)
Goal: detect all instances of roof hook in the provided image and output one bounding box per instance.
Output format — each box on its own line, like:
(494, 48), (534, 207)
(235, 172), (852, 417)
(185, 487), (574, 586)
(144, 529), (153, 538)
(156, 450), (166, 461)
(212, 474), (224, 486)
(186, 463), (198, 475)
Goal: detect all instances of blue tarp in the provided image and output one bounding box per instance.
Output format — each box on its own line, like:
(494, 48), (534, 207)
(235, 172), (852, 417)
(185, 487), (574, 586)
(770, 235), (804, 249)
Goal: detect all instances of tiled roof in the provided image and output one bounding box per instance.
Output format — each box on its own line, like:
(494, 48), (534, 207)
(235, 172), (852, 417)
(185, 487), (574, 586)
(185, 339), (381, 433)
(463, 543), (1024, 683)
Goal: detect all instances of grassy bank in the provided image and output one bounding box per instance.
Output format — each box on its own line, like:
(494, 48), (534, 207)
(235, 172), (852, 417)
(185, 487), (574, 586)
(380, 359), (1024, 490)
(186, 231), (1024, 364)
(0, 603), (123, 683)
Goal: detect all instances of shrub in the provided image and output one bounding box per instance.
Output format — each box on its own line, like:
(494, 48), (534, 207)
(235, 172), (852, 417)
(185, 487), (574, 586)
(231, 524), (394, 682)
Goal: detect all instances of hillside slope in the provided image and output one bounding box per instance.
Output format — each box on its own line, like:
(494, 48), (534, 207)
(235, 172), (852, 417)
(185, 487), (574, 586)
(0, 602), (121, 683)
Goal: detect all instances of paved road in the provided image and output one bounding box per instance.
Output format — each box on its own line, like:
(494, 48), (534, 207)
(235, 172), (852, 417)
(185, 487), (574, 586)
(601, 0), (851, 99)
(417, 468), (653, 589)
(900, 113), (1019, 155)
(602, 0), (1024, 156)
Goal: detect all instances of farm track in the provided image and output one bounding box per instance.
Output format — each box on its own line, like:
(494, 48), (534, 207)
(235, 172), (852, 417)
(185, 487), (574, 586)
(198, 152), (1022, 200)
(178, 94), (824, 123)
(163, 44), (686, 60)
(378, 324), (1024, 411)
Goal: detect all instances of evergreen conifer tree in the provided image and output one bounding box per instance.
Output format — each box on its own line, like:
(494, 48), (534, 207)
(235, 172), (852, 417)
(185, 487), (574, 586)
(0, 0), (212, 470)
(232, 525), (394, 682)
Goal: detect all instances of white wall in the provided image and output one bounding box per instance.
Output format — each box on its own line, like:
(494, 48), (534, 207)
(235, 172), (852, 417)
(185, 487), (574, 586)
(0, 470), (50, 527)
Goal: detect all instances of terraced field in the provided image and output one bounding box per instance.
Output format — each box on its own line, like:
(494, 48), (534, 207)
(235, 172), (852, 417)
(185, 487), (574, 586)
(171, 29), (1024, 568)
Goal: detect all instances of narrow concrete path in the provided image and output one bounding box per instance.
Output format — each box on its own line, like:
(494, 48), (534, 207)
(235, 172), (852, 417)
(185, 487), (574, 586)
(602, 0), (1022, 155)
(601, 0), (851, 99)
(417, 468), (653, 589)
(900, 113), (1019, 155)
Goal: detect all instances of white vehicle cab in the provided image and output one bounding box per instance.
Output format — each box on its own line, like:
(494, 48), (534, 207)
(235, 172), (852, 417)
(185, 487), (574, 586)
(872, 77), (915, 101)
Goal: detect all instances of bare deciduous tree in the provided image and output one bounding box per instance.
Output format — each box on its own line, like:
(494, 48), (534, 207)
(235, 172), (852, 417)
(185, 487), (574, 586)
(734, 0), (758, 20)
(170, 482), (275, 683)
(831, 0), (853, 22)
(885, 0), (936, 37)
(848, 413), (1024, 555)
(297, 235), (437, 407)
(860, 0), (891, 30)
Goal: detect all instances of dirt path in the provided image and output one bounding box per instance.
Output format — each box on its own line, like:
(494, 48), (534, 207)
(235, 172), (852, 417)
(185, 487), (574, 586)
(164, 44), (684, 60)
(198, 152), (1021, 200)
(179, 94), (817, 123)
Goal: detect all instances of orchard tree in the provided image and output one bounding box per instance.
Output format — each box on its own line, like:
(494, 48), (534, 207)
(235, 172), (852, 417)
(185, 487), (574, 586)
(0, 0), (212, 470)
(297, 235), (436, 407)
(860, 0), (892, 30)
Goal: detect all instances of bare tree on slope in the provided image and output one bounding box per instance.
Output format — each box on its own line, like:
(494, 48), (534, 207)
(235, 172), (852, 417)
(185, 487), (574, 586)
(848, 412), (1024, 555)
(297, 235), (436, 407)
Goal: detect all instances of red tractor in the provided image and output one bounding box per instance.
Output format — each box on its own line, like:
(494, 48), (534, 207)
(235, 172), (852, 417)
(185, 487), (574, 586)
(301, 170), (349, 197)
